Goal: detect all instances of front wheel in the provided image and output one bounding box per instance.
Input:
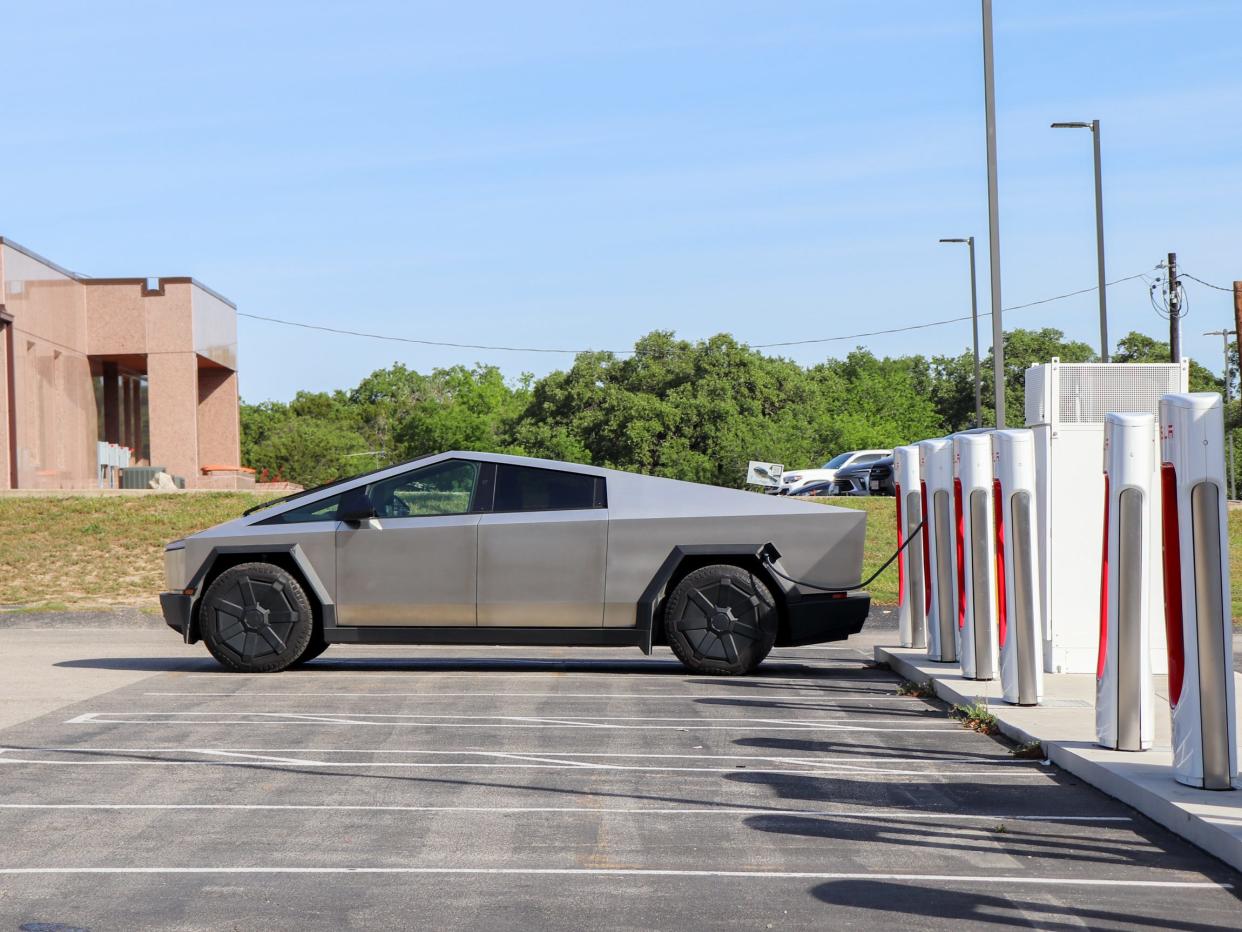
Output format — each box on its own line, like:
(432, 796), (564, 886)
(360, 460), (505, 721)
(200, 562), (315, 673)
(664, 564), (778, 675)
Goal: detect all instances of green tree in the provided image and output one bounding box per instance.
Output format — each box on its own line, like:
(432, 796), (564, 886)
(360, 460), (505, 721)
(241, 403), (371, 487)
(240, 325), (1234, 492)
(510, 334), (940, 486)
(395, 365), (530, 458)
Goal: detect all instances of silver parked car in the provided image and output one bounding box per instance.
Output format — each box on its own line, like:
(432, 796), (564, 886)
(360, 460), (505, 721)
(161, 452), (870, 675)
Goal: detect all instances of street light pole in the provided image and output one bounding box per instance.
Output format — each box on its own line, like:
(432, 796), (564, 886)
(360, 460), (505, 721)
(940, 237), (983, 428)
(1051, 119), (1109, 361)
(1205, 328), (1237, 499)
(982, 0), (1005, 427)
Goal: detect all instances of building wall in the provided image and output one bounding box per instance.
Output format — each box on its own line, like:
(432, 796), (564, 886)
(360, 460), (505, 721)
(147, 352), (200, 481)
(197, 367), (239, 469)
(0, 239), (241, 489)
(0, 243), (98, 488)
(0, 318), (13, 489)
(191, 286), (238, 371)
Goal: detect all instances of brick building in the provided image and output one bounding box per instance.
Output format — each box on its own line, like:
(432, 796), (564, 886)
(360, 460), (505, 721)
(0, 237), (245, 489)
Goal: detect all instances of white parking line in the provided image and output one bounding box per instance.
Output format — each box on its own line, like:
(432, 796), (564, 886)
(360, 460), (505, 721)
(60, 711), (963, 732)
(0, 758), (1031, 777)
(0, 867), (1224, 888)
(177, 671), (884, 681)
(143, 692), (923, 701)
(64, 711), (948, 724)
(0, 803), (1129, 821)
(2, 747), (1035, 766)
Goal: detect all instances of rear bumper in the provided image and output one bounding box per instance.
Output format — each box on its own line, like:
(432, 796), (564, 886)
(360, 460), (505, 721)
(159, 591), (192, 639)
(777, 591), (870, 647)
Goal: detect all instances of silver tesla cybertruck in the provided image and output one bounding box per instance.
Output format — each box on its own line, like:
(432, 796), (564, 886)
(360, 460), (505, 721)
(160, 452), (870, 674)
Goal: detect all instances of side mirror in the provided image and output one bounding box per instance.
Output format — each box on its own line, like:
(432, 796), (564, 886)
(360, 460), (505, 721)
(337, 487), (375, 525)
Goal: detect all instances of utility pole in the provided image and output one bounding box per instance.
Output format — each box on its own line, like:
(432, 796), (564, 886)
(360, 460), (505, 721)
(1168, 252), (1181, 362)
(1205, 327), (1236, 499)
(1233, 282), (1242, 356)
(981, 0), (1005, 427)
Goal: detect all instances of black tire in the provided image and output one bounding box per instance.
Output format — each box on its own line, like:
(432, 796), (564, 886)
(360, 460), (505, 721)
(200, 562), (315, 673)
(664, 564), (778, 675)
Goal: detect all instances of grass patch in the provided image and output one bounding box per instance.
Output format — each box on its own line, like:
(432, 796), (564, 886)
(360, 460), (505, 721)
(896, 679), (934, 699)
(1012, 739), (1045, 760)
(0, 493), (276, 609)
(952, 699), (1000, 736)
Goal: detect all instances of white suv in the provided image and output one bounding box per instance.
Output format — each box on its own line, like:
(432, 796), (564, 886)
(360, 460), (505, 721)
(777, 450), (892, 496)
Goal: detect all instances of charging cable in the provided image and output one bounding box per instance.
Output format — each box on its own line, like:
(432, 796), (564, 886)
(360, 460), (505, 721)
(759, 519), (926, 593)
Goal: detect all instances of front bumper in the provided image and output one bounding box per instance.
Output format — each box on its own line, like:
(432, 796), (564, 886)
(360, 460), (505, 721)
(159, 591), (193, 638)
(777, 591), (870, 646)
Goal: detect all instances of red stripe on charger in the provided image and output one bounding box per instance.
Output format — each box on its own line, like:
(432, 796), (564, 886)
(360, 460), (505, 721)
(954, 478), (967, 630)
(1160, 463), (1185, 707)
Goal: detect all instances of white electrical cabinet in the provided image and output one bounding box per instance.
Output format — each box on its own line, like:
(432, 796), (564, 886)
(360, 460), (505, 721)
(1025, 358), (1188, 674)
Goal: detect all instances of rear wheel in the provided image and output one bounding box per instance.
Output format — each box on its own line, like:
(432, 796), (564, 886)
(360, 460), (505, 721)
(200, 562), (314, 673)
(664, 564), (778, 675)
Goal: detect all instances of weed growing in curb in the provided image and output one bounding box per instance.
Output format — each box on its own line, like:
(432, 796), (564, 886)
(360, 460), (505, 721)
(897, 679), (934, 698)
(1012, 740), (1044, 759)
(952, 699), (999, 735)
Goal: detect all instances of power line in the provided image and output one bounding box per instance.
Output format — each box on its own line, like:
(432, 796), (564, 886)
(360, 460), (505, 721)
(238, 270), (1153, 356)
(237, 312), (603, 355)
(746, 272), (1149, 349)
(1180, 272), (1234, 293)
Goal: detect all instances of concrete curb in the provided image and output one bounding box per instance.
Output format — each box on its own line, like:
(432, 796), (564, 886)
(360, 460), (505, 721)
(876, 644), (1242, 874)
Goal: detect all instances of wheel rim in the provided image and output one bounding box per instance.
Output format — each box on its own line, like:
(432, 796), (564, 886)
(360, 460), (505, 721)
(674, 575), (766, 665)
(210, 574), (300, 663)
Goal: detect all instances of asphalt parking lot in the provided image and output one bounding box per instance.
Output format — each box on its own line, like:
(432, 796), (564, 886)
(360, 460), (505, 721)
(1, 628), (1240, 930)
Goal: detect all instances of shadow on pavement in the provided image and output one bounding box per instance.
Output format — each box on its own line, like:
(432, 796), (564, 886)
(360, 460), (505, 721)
(51, 656), (881, 676)
(733, 734), (1012, 763)
(53, 657), (218, 672)
(811, 879), (1242, 929)
(722, 768), (1242, 893)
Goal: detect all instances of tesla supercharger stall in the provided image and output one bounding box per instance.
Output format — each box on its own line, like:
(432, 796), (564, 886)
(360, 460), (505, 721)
(953, 432), (998, 680)
(919, 437), (957, 663)
(1159, 393), (1239, 789)
(992, 429), (1043, 705)
(893, 445), (926, 650)
(1025, 359), (1186, 675)
(1096, 413), (1156, 751)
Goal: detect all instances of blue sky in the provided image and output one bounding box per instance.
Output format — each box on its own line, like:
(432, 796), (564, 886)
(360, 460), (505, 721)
(4, 1), (1240, 401)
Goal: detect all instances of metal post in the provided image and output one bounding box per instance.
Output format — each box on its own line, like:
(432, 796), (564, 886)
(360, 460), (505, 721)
(981, 0), (1005, 427)
(939, 237), (983, 428)
(1053, 119), (1109, 361)
(968, 236), (982, 428)
(1092, 120), (1109, 362)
